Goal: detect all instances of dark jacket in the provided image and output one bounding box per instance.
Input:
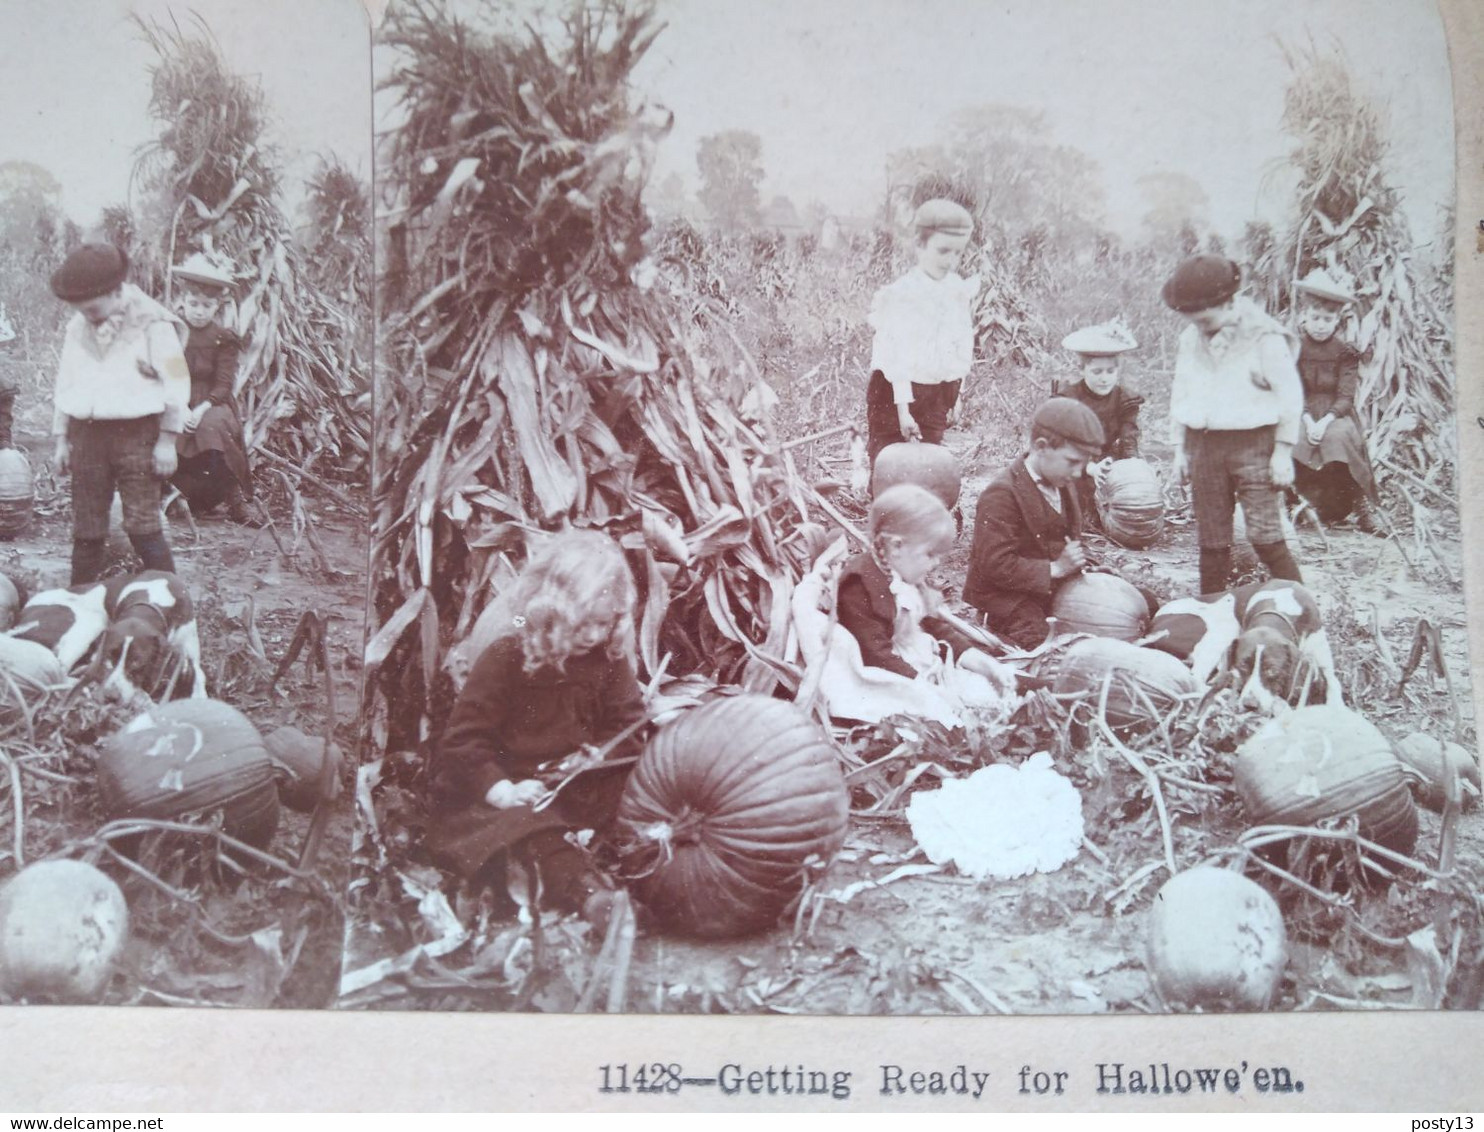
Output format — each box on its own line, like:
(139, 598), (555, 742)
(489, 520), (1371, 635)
(1296, 335), (1360, 421)
(836, 553), (980, 676)
(963, 456), (1082, 640)
(1054, 377), (1142, 460)
(182, 325), (241, 409)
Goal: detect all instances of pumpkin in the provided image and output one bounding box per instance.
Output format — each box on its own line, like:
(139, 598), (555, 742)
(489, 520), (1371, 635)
(1096, 458), (1164, 548)
(615, 694), (849, 939)
(0, 448), (33, 538)
(97, 699), (280, 849)
(1234, 704), (1418, 855)
(1052, 637), (1200, 733)
(0, 574), (20, 631)
(872, 442), (962, 508)
(0, 635), (67, 698)
(0, 859), (128, 1002)
(265, 725), (344, 813)
(1050, 572), (1151, 641)
(1393, 732), (1480, 813)
(1146, 866), (1286, 1012)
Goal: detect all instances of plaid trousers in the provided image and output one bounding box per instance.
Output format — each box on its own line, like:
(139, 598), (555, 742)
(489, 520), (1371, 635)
(68, 416), (166, 540)
(1186, 426), (1284, 549)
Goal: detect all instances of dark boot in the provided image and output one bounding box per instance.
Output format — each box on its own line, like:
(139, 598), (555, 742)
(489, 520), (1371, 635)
(1198, 545), (1232, 595)
(1354, 496), (1385, 536)
(225, 482), (264, 527)
(128, 531), (176, 574)
(71, 538), (107, 586)
(0, 391), (15, 450)
(1253, 540), (1303, 584)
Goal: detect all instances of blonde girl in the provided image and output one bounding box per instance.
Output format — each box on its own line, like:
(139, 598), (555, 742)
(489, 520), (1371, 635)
(837, 483), (1014, 705)
(424, 529), (646, 919)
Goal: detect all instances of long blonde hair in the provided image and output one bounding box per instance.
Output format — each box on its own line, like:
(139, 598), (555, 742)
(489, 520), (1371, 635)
(502, 529), (638, 673)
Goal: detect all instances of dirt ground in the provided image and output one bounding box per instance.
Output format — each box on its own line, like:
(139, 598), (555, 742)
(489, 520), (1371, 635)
(0, 431), (366, 1009)
(342, 418), (1483, 1016)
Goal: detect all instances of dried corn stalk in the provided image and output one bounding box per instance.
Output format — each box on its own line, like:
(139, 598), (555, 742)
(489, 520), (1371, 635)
(1279, 42), (1454, 492)
(370, 0), (834, 751)
(132, 16), (370, 484)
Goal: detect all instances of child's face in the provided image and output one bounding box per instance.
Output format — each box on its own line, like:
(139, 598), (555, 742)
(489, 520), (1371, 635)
(178, 290), (221, 329)
(1300, 303), (1341, 342)
(883, 534), (946, 586)
(916, 231), (970, 281)
(1030, 439), (1096, 488)
(572, 608), (619, 653)
(1184, 299), (1236, 336)
(1080, 356), (1121, 396)
(73, 289), (125, 325)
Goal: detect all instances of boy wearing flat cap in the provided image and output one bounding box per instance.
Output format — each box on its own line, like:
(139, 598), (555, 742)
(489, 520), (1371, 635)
(1290, 267), (1382, 534)
(864, 198), (979, 463)
(965, 397), (1128, 647)
(49, 243), (190, 584)
(1163, 254), (1305, 594)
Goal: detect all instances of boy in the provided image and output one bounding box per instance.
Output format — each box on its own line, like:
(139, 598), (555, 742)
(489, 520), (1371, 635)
(1163, 254), (1305, 594)
(963, 397), (1108, 647)
(168, 254), (259, 526)
(1289, 268), (1381, 533)
(49, 243), (190, 585)
(864, 197), (979, 462)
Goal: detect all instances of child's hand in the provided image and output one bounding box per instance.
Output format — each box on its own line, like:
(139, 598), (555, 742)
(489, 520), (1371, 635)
(1050, 540), (1088, 580)
(183, 402), (210, 434)
(1306, 414), (1331, 445)
(53, 437), (70, 477)
(484, 778), (546, 809)
(896, 404), (922, 442)
(1269, 449), (1295, 487)
(152, 436), (178, 478)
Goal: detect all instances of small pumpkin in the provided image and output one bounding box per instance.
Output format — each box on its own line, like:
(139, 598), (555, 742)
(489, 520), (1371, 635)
(0, 634), (67, 697)
(1234, 704), (1418, 855)
(264, 725), (344, 813)
(1096, 459), (1165, 548)
(97, 699), (279, 849)
(1052, 637), (1200, 734)
(0, 448), (34, 538)
(615, 694), (849, 939)
(1393, 733), (1480, 813)
(0, 859), (128, 1002)
(872, 442), (962, 508)
(1050, 572), (1150, 641)
(1147, 866), (1286, 1012)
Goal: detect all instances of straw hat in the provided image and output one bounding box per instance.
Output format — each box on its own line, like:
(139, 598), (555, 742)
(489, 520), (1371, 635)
(170, 253), (236, 291)
(1294, 267), (1355, 305)
(1061, 320), (1139, 357)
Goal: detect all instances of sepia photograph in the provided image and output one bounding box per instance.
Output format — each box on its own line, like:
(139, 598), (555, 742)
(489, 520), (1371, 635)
(0, 0), (371, 1009)
(346, 0), (1481, 1023)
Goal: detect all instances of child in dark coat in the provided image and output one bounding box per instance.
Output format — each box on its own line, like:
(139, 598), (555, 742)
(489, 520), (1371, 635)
(837, 483), (1014, 707)
(168, 255), (259, 526)
(1289, 268), (1381, 533)
(963, 398), (1109, 648)
(425, 529), (646, 919)
(1055, 320), (1144, 521)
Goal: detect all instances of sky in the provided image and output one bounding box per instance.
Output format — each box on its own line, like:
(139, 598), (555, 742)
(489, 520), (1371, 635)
(0, 0), (372, 229)
(629, 0), (1455, 243)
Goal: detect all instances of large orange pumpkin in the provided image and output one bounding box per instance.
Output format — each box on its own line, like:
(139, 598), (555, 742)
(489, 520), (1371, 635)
(0, 449), (33, 538)
(1234, 704), (1418, 856)
(98, 700), (280, 849)
(1096, 459), (1165, 548)
(1051, 572), (1151, 641)
(872, 442), (961, 508)
(615, 694), (849, 939)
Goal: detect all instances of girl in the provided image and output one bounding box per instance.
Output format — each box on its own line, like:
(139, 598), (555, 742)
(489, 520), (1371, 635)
(425, 529), (646, 919)
(1290, 269), (1382, 533)
(838, 483), (1014, 710)
(167, 254), (260, 526)
(864, 198), (979, 463)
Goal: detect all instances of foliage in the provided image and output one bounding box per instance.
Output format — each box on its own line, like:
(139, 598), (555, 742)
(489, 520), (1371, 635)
(696, 130), (765, 233)
(130, 15), (370, 485)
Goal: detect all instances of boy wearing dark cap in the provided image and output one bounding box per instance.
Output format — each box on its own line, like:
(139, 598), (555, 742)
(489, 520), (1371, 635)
(1162, 254), (1305, 594)
(963, 397), (1109, 647)
(49, 243), (191, 584)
